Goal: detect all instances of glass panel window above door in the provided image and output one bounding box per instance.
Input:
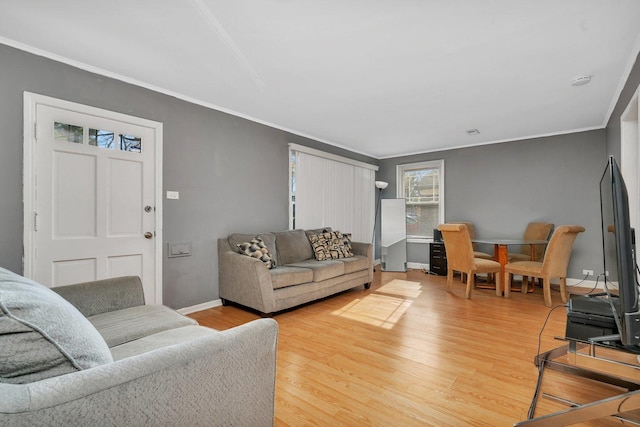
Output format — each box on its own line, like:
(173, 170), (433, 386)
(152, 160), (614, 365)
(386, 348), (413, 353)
(120, 134), (142, 153)
(89, 129), (115, 149)
(54, 122), (83, 144)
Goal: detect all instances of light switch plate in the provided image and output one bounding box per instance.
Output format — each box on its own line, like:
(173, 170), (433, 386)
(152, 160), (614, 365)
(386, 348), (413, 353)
(168, 241), (191, 258)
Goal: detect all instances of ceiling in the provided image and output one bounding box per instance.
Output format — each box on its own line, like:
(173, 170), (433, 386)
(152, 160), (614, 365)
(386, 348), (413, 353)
(2, 1), (640, 159)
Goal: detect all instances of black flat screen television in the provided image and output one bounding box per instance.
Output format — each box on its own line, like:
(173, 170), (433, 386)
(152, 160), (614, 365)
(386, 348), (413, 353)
(600, 155), (640, 346)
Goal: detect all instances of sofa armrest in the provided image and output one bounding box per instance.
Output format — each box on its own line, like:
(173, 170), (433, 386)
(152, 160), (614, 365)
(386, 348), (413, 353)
(351, 241), (373, 260)
(218, 239), (276, 314)
(351, 242), (374, 283)
(52, 276), (145, 317)
(0, 319), (278, 427)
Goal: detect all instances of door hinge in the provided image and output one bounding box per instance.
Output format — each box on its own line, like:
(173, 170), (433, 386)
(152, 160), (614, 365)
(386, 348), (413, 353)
(34, 122), (38, 141)
(34, 212), (38, 232)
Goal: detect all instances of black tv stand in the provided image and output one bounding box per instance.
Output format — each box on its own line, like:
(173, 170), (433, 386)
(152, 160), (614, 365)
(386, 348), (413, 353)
(515, 337), (640, 426)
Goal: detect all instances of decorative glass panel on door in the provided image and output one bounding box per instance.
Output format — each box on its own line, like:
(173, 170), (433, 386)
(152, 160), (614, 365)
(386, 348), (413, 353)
(54, 122), (83, 144)
(120, 134), (142, 153)
(89, 129), (115, 149)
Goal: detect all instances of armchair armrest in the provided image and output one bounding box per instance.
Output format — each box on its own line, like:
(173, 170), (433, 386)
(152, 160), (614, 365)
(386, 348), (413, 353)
(0, 319), (278, 427)
(52, 276), (145, 317)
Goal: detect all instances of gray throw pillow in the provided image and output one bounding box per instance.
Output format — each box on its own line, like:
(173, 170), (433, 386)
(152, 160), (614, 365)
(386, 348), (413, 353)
(0, 267), (113, 384)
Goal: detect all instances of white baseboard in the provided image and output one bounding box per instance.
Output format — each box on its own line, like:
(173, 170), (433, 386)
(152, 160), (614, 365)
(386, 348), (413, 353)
(407, 262), (428, 270)
(177, 299), (222, 315)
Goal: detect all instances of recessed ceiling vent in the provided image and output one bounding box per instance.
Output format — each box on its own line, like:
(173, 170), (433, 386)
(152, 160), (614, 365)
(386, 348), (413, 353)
(570, 75), (592, 86)
(466, 129), (480, 136)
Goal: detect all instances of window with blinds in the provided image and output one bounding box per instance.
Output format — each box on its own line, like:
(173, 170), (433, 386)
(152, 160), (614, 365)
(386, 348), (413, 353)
(289, 144), (377, 243)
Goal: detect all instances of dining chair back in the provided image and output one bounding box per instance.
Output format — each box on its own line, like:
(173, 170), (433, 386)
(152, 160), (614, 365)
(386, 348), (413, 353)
(457, 221), (493, 260)
(541, 225), (584, 279)
(438, 223), (502, 299)
(504, 225), (585, 306)
(524, 222), (554, 259)
(508, 222), (554, 262)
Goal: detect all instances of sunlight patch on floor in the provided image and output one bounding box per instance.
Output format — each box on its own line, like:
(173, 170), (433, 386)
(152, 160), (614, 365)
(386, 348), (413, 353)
(330, 279), (421, 328)
(331, 294), (412, 329)
(376, 279), (423, 298)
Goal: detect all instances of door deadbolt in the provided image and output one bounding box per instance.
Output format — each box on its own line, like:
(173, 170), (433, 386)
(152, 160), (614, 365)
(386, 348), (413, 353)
(144, 205), (153, 213)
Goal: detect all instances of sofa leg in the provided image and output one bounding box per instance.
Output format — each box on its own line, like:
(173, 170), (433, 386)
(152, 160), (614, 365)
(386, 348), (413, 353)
(364, 283), (371, 290)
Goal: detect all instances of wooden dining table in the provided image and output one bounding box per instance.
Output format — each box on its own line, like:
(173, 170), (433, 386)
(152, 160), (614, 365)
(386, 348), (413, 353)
(472, 239), (548, 294)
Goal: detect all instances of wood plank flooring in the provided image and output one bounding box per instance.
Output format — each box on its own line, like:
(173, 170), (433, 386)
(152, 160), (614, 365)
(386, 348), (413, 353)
(189, 270), (640, 426)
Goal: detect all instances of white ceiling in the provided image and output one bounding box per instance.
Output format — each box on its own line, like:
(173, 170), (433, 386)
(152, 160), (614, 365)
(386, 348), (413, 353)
(2, 1), (640, 159)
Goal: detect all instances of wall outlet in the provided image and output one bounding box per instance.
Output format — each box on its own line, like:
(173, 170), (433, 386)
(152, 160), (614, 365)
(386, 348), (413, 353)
(582, 269), (594, 276)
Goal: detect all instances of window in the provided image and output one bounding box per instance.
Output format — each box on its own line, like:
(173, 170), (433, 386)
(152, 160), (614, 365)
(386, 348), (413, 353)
(289, 144), (377, 242)
(397, 160), (444, 241)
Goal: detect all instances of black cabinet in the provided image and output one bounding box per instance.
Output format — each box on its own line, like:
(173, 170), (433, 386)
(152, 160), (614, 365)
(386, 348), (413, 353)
(430, 242), (447, 276)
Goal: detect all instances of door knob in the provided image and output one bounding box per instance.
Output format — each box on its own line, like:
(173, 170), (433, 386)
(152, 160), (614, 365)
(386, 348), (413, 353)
(144, 232), (153, 239)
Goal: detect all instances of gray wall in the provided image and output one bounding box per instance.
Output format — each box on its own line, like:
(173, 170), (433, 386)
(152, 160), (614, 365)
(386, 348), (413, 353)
(377, 130), (607, 279)
(3, 41), (638, 306)
(0, 44), (377, 309)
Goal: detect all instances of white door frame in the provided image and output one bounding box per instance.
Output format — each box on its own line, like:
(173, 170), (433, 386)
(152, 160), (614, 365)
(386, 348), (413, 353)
(23, 92), (164, 303)
(621, 85), (640, 234)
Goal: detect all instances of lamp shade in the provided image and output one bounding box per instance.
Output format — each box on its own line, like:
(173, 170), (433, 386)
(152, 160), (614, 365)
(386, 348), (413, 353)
(375, 181), (389, 190)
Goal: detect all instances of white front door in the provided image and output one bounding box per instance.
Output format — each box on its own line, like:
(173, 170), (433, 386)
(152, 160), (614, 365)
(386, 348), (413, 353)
(23, 93), (163, 304)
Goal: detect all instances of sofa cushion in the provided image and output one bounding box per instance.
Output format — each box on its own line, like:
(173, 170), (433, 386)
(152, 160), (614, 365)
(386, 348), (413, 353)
(110, 325), (218, 361)
(237, 237), (277, 269)
(274, 229), (314, 264)
(339, 255), (370, 274)
(228, 233), (277, 264)
(88, 305), (197, 348)
(286, 260), (345, 282)
(270, 266), (313, 289)
(0, 267), (113, 384)
(308, 231), (354, 260)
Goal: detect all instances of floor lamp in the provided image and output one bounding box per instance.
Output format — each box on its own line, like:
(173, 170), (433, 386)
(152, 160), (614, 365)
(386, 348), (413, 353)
(372, 180), (389, 259)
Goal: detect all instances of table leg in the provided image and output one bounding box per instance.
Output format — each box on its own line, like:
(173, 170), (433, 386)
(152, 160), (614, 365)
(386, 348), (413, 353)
(528, 244), (536, 293)
(497, 244), (508, 295)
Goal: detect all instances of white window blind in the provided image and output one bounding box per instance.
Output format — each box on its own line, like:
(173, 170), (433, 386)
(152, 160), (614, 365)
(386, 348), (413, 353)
(290, 144), (377, 243)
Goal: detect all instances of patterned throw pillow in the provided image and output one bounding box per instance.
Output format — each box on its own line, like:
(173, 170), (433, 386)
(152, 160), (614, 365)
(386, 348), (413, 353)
(237, 237), (277, 269)
(342, 233), (354, 256)
(309, 231), (354, 260)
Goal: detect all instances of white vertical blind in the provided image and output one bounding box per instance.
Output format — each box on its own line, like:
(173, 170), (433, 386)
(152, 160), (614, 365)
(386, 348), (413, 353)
(291, 147), (376, 243)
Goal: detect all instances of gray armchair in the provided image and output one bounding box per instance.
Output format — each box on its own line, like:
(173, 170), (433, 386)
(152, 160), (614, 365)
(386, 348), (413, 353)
(0, 268), (278, 426)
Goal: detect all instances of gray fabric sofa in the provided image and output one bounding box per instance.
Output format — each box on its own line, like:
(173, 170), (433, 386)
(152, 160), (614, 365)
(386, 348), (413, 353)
(218, 228), (373, 315)
(0, 267), (278, 427)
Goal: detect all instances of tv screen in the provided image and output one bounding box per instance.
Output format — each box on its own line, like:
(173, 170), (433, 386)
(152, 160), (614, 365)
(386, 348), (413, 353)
(600, 156), (640, 346)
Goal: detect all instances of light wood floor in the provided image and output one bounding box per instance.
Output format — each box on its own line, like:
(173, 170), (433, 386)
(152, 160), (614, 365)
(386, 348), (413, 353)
(189, 270), (640, 426)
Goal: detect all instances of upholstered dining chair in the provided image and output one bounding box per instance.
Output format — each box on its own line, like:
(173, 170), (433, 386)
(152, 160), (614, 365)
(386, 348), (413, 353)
(507, 222), (554, 262)
(504, 225), (585, 307)
(438, 223), (502, 299)
(457, 221), (494, 284)
(458, 221), (493, 260)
